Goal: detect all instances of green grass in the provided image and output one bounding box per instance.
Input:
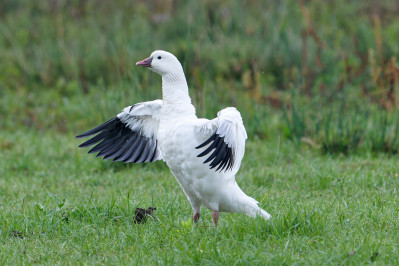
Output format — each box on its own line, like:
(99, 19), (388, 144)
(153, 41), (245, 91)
(1, 131), (398, 264)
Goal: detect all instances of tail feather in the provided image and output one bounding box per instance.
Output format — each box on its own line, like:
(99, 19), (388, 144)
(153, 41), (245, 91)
(233, 183), (272, 220)
(259, 208), (271, 220)
(239, 194), (271, 220)
(232, 182), (271, 220)
(244, 203), (271, 220)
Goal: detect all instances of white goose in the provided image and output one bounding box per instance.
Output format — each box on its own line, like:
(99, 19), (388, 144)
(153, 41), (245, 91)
(76, 50), (271, 226)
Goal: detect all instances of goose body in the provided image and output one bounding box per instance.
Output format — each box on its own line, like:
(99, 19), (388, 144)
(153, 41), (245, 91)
(77, 50), (271, 225)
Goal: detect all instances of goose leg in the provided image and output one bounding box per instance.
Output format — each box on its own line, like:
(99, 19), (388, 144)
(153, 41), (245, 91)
(193, 212), (200, 223)
(212, 210), (219, 227)
(191, 202), (201, 223)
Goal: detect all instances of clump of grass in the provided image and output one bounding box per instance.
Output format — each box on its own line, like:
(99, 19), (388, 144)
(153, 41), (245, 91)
(281, 103), (367, 154)
(281, 103), (399, 155)
(282, 103), (308, 142)
(368, 111), (399, 154)
(317, 108), (367, 155)
(263, 208), (327, 238)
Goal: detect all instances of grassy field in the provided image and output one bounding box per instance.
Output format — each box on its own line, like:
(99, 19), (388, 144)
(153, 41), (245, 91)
(1, 131), (398, 264)
(1, 0), (399, 264)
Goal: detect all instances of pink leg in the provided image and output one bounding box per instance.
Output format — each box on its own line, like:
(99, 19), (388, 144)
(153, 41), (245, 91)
(212, 210), (219, 227)
(193, 212), (200, 223)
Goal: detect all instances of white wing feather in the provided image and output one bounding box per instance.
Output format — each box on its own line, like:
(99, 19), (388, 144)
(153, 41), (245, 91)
(77, 100), (163, 163)
(196, 107), (247, 172)
(118, 100), (162, 139)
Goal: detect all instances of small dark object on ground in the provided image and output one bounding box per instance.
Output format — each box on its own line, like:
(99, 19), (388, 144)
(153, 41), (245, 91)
(370, 251), (379, 262)
(12, 231), (24, 239)
(133, 207), (156, 224)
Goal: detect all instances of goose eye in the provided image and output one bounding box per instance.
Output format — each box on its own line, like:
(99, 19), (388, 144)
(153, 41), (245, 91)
(157, 56), (162, 59)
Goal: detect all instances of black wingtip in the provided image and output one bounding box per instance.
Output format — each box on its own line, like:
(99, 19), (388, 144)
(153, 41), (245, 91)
(77, 114), (161, 165)
(195, 133), (216, 149)
(196, 133), (235, 172)
(75, 117), (117, 139)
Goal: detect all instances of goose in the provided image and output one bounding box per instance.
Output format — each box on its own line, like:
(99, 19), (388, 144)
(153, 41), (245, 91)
(76, 50), (271, 226)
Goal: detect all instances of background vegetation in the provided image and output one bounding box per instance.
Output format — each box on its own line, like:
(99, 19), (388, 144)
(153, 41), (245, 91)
(1, 0), (398, 264)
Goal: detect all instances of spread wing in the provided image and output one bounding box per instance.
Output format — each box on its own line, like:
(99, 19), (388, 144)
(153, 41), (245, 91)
(195, 107), (247, 173)
(76, 100), (163, 163)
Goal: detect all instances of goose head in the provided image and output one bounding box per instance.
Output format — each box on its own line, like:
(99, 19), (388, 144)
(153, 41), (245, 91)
(136, 50), (183, 76)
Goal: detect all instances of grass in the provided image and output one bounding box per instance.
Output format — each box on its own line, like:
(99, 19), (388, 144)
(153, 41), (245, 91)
(1, 131), (398, 264)
(1, 0), (399, 264)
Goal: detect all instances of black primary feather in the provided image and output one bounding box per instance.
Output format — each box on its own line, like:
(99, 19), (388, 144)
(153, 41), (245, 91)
(114, 134), (141, 162)
(77, 117), (159, 164)
(195, 133), (216, 149)
(196, 132), (235, 172)
(75, 117), (117, 138)
(78, 130), (109, 148)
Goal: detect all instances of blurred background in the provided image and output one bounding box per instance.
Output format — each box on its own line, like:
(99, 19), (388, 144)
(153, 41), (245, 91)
(1, 0), (399, 155)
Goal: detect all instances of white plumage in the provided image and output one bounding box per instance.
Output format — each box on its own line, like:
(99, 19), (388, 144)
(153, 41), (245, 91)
(76, 50), (271, 226)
